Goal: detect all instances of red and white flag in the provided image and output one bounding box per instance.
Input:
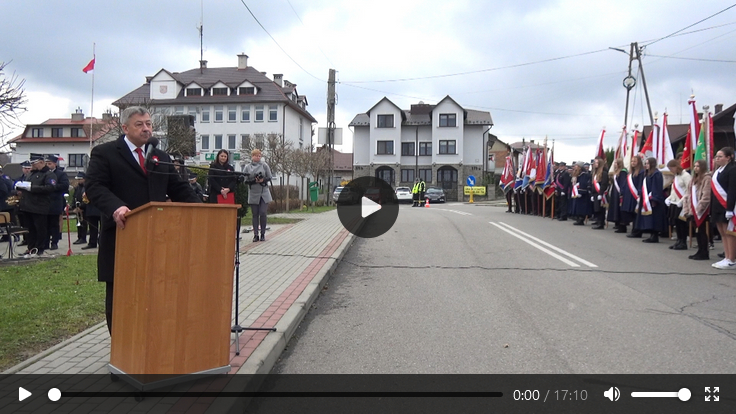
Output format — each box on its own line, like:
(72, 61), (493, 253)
(82, 57), (95, 73)
(595, 128), (606, 159)
(614, 125), (627, 160)
(639, 129), (653, 159)
(681, 98), (699, 170)
(655, 113), (675, 169)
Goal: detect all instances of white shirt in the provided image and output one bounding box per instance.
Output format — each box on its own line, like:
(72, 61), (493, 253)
(123, 135), (146, 161)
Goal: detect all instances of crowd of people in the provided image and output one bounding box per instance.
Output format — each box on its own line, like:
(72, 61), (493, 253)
(506, 148), (736, 269)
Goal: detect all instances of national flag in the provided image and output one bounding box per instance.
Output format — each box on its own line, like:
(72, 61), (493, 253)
(708, 112), (715, 170)
(82, 57), (96, 73)
(595, 128), (606, 159)
(625, 129), (638, 170)
(501, 155), (516, 193)
(543, 145), (555, 199)
(655, 113), (675, 169)
(681, 98), (700, 170)
(639, 129), (653, 159)
(520, 147), (530, 189)
(614, 126), (627, 160)
(535, 148), (547, 189)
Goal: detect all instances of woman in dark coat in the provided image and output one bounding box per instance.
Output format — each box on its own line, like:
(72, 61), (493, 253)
(623, 155), (645, 237)
(590, 156), (610, 229)
(570, 163), (593, 225)
(709, 147), (736, 269)
(207, 149), (237, 204)
(635, 157), (667, 243)
(607, 158), (626, 232)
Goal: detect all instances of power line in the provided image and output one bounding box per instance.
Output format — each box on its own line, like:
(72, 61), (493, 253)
(340, 49), (609, 84)
(646, 54), (736, 63)
(643, 3), (736, 47)
(237, 0), (325, 82)
(285, 0), (336, 67)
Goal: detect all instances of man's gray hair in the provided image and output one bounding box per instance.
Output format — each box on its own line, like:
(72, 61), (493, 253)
(120, 106), (150, 126)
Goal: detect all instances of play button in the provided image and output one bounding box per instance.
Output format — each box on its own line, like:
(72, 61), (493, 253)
(19, 387), (31, 402)
(337, 176), (399, 238)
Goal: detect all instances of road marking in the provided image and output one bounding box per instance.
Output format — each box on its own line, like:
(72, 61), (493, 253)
(490, 222), (580, 267)
(433, 209), (472, 216)
(496, 222), (598, 268)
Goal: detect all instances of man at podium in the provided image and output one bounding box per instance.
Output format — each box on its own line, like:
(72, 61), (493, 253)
(85, 106), (201, 334)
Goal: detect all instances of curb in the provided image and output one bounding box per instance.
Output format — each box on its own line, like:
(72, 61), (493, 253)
(2, 321), (107, 374)
(209, 229), (358, 414)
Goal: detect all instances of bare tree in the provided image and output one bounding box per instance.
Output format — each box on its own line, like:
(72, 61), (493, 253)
(305, 145), (332, 204)
(0, 61), (27, 140)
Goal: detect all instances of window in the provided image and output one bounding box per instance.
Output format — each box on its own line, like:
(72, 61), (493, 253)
(68, 153), (86, 167)
(299, 118), (304, 143)
(71, 128), (82, 138)
(201, 134), (209, 150)
(188, 107), (197, 123)
(212, 87), (228, 96)
(255, 105), (264, 122)
(377, 140), (394, 155)
(377, 114), (394, 128)
(419, 169), (432, 182)
(214, 106), (223, 122)
(269, 106), (278, 122)
(51, 128), (63, 137)
(239, 87), (255, 95)
(438, 167), (458, 183)
(228, 134), (236, 150)
(241, 134), (250, 150)
(186, 87), (201, 97)
(175, 106), (184, 115)
(376, 167), (395, 184)
(228, 106), (237, 122)
(439, 113), (457, 127)
(419, 142), (432, 156)
(32, 128), (43, 137)
(214, 135), (223, 149)
(439, 140), (456, 154)
(401, 169), (415, 182)
(401, 142), (415, 156)
(201, 108), (210, 123)
(241, 106), (250, 122)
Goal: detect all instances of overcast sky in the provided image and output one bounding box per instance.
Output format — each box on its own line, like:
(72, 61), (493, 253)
(2, 0), (735, 163)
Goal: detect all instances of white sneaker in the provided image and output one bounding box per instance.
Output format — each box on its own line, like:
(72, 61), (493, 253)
(712, 258), (729, 268)
(23, 249), (38, 259)
(713, 260), (736, 270)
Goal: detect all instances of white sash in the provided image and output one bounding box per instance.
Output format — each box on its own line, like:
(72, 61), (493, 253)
(672, 174), (686, 199)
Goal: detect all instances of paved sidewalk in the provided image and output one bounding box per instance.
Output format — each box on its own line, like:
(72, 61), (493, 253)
(3, 210), (356, 413)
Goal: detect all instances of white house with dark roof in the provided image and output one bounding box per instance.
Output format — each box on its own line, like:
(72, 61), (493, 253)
(113, 54), (317, 175)
(349, 96), (493, 201)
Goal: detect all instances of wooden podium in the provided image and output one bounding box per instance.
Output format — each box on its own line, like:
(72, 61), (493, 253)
(108, 202), (239, 389)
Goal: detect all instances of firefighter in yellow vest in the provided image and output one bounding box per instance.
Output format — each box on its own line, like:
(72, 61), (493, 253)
(418, 178), (426, 206)
(412, 178), (421, 207)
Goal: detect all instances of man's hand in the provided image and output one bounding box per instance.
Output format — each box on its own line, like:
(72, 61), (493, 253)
(113, 206), (130, 229)
(221, 188), (230, 196)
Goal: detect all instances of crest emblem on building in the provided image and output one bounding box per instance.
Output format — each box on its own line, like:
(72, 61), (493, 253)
(160, 85), (168, 94)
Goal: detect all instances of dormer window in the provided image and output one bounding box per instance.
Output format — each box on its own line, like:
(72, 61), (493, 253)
(212, 87), (228, 96)
(51, 128), (63, 138)
(186, 87), (202, 97)
(32, 128), (43, 137)
(71, 128), (83, 138)
(239, 87), (255, 95)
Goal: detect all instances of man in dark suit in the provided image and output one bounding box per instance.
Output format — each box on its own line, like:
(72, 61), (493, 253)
(85, 106), (201, 334)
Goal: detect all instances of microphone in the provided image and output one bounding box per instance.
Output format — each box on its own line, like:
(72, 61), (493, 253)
(144, 137), (159, 170)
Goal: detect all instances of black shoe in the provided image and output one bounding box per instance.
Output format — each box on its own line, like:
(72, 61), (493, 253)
(0, 236), (8, 242)
(49, 243), (58, 250)
(689, 253), (709, 260)
(260, 234), (265, 242)
(558, 217), (568, 221)
(718, 252), (725, 258)
(253, 235), (259, 242)
(642, 234), (659, 243)
(615, 226), (627, 233)
(81, 245), (97, 250)
(573, 220), (584, 226)
(673, 241), (688, 250)
(73, 239), (87, 245)
(669, 243), (676, 249)
(627, 233), (642, 238)
(592, 223), (604, 230)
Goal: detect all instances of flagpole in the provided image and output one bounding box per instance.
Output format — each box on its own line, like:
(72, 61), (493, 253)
(89, 42), (96, 154)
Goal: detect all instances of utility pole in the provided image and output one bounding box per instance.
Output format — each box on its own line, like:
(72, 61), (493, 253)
(326, 69), (336, 205)
(634, 42), (655, 133)
(622, 43), (635, 128)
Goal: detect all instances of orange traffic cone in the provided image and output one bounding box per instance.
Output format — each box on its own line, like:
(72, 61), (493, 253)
(424, 197), (430, 208)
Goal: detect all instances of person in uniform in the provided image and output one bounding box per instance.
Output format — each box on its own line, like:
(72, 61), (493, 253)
(607, 158), (627, 233)
(418, 178), (426, 206)
(44, 155), (69, 251)
(188, 172), (205, 202)
(72, 172), (88, 245)
(14, 161), (32, 246)
(570, 162), (592, 225)
(681, 159), (711, 260)
(590, 156), (609, 230)
(623, 155), (645, 238)
(665, 159), (691, 250)
(411, 178), (420, 207)
(15, 156), (57, 257)
(555, 162), (570, 221)
(81, 188), (101, 251)
(635, 157), (667, 243)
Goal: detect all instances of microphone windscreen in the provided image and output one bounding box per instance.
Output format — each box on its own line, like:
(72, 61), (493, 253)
(147, 137), (159, 148)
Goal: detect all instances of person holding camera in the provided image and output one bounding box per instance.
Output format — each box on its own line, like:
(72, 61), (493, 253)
(207, 149), (236, 204)
(243, 148), (272, 242)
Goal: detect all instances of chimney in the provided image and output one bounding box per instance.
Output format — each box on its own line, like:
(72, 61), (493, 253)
(273, 74), (283, 87)
(237, 53), (248, 70)
(199, 60), (207, 70)
(261, 71), (267, 76)
(145, 76), (153, 83)
(71, 107), (84, 122)
(715, 103), (724, 114)
(102, 110), (113, 121)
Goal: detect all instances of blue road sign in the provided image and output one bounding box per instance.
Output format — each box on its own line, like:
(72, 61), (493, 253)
(466, 175), (476, 187)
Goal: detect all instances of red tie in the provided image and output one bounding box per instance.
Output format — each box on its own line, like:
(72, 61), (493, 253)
(134, 148), (146, 174)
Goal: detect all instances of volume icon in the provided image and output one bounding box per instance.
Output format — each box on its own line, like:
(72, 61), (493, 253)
(604, 387), (620, 401)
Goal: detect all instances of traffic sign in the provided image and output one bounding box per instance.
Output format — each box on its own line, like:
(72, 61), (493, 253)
(466, 175), (476, 187)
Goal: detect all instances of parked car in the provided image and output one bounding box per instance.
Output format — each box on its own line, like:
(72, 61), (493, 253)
(333, 186), (359, 204)
(395, 186), (413, 203)
(425, 187), (446, 203)
(332, 186), (344, 203)
(364, 187), (382, 204)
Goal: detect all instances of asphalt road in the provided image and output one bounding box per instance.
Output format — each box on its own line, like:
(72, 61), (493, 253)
(271, 203), (736, 374)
